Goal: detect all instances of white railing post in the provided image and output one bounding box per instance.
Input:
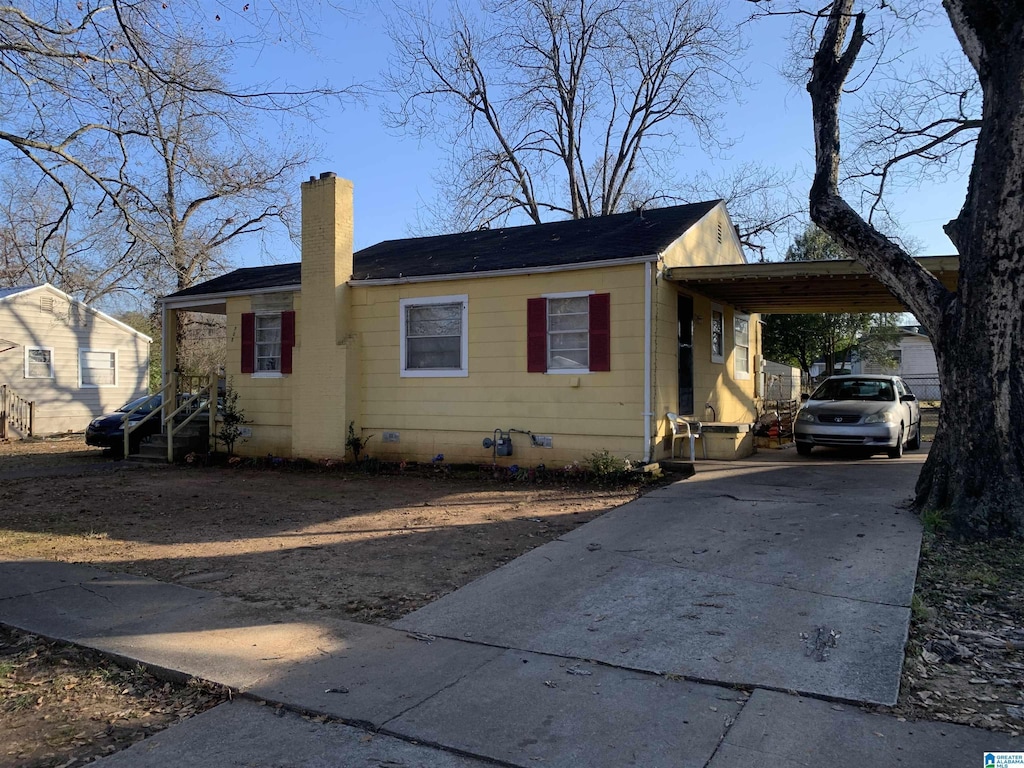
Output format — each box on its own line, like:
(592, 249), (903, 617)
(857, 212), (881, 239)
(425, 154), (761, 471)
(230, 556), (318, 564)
(166, 371), (177, 463)
(208, 367), (217, 452)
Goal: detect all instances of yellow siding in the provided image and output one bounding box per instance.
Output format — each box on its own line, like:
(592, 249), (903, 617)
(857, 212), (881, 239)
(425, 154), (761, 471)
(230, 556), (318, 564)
(661, 202), (748, 267)
(224, 295), (295, 457)
(651, 204), (761, 459)
(0, 287), (149, 435)
(350, 264), (647, 465)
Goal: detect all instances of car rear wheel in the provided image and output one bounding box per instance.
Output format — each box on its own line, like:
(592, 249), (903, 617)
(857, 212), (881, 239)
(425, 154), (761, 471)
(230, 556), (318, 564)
(796, 442), (813, 456)
(888, 426), (905, 459)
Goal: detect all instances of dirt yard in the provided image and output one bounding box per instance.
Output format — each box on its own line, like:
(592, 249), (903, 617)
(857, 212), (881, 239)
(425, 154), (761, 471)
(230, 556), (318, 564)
(0, 435), (658, 767)
(0, 436), (650, 624)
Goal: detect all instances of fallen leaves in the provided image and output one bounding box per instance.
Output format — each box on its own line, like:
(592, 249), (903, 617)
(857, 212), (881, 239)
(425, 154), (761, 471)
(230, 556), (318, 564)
(0, 626), (230, 767)
(887, 534), (1024, 735)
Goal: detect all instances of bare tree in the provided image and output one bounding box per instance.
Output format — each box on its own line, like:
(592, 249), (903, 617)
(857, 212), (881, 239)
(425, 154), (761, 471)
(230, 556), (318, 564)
(117, 38), (314, 296)
(0, 179), (129, 301)
(384, 0), (751, 230)
(798, 0), (1023, 538)
(0, 1), (339, 296)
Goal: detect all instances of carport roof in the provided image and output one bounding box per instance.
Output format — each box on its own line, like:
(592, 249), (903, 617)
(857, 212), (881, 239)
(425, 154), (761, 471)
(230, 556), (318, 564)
(664, 255), (958, 314)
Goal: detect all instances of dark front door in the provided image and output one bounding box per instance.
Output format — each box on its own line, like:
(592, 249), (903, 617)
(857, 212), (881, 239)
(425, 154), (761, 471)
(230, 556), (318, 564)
(677, 294), (694, 415)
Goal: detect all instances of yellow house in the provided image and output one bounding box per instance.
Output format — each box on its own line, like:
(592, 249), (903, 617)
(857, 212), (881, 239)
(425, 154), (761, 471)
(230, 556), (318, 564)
(160, 173), (763, 465)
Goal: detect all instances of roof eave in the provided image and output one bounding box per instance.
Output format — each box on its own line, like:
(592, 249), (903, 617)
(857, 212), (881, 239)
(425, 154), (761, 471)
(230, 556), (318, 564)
(352, 253), (661, 286)
(159, 284), (302, 309)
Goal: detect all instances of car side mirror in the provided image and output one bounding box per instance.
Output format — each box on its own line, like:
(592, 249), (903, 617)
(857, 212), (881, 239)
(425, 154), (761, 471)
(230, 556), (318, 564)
(800, 393), (809, 402)
(900, 393), (917, 402)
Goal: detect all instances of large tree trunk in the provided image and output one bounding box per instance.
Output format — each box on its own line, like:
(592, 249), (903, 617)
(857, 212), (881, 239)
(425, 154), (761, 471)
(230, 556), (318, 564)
(807, 0), (1024, 538)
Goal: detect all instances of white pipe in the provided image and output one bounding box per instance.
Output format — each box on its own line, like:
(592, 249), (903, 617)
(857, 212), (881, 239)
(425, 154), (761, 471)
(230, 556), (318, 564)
(643, 262), (653, 463)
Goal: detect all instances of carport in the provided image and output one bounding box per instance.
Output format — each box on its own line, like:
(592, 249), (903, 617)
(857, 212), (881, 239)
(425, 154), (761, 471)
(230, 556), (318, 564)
(663, 255), (958, 314)
(662, 255), (957, 451)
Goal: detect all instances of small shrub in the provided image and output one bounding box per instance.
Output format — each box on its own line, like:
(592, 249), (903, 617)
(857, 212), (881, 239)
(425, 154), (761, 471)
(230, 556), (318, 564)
(587, 450), (627, 476)
(217, 382), (249, 456)
(346, 422), (373, 462)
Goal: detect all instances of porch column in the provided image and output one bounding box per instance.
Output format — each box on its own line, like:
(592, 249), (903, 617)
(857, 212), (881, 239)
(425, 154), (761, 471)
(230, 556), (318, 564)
(161, 305), (179, 426)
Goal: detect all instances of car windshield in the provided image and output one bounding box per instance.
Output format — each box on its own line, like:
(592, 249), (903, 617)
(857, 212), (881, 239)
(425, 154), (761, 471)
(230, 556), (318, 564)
(116, 395), (161, 414)
(810, 378), (895, 402)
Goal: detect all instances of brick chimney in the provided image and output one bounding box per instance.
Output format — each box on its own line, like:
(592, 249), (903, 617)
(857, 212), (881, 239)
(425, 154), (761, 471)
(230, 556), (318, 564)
(292, 172), (358, 459)
(300, 172), (354, 343)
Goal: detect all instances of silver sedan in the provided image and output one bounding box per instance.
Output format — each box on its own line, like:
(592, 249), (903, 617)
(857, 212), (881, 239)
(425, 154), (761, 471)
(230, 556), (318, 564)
(794, 374), (922, 458)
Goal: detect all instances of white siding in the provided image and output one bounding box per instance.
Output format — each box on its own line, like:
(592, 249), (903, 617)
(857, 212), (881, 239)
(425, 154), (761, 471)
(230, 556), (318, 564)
(0, 287), (150, 435)
(900, 336), (937, 377)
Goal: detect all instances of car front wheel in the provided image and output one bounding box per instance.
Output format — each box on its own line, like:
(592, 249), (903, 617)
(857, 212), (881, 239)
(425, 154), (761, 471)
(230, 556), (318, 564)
(907, 422), (921, 450)
(888, 426), (905, 459)
(796, 442), (813, 456)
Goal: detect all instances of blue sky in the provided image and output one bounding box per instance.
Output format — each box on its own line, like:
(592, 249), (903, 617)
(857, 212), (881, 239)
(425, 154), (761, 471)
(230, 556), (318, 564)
(230, 1), (969, 267)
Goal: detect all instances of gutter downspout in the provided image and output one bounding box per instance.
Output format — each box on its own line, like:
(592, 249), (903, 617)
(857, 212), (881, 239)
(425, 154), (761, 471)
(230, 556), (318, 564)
(643, 261), (654, 463)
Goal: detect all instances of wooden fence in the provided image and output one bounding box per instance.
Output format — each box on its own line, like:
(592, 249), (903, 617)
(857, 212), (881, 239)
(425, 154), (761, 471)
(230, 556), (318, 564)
(0, 384), (34, 439)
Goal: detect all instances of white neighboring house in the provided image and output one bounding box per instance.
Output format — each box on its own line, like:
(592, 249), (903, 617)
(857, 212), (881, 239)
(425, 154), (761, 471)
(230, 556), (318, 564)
(860, 325), (939, 398)
(0, 284), (151, 436)
(860, 325), (938, 376)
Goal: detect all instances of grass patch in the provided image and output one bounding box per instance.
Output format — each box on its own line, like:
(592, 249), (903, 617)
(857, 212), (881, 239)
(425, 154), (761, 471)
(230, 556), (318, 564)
(919, 507), (949, 534)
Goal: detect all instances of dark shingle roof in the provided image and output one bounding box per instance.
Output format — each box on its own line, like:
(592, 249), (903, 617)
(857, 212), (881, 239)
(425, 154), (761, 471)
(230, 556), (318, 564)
(164, 201), (720, 300)
(166, 263), (301, 299)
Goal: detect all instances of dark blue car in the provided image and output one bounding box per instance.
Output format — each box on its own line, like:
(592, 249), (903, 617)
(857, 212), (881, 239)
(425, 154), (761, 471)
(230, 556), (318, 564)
(85, 395), (164, 455)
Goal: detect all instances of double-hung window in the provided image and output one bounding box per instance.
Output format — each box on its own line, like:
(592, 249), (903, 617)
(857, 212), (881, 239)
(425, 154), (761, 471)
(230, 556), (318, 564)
(25, 347), (54, 379)
(547, 295), (590, 370)
(400, 295), (469, 377)
(527, 292), (610, 373)
(241, 311), (295, 376)
(255, 314), (282, 372)
(79, 349), (117, 387)
(733, 313), (750, 379)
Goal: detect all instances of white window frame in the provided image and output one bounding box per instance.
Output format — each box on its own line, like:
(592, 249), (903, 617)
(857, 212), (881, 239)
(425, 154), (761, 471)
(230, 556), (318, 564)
(79, 348), (118, 388)
(710, 304), (725, 364)
(400, 294), (469, 378)
(24, 346), (54, 379)
(733, 312), (751, 380)
(543, 290), (594, 374)
(252, 312), (284, 379)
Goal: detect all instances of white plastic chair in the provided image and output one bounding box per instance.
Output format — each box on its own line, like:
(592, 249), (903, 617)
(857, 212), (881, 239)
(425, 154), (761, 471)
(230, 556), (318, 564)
(666, 412), (705, 462)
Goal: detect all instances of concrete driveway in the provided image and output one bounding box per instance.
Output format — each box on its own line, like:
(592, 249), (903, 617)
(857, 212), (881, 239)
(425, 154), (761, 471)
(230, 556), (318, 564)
(396, 448), (926, 705)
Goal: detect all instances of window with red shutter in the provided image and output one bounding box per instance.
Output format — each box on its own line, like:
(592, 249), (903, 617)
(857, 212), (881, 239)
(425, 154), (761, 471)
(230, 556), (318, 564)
(527, 292), (610, 373)
(242, 311), (296, 375)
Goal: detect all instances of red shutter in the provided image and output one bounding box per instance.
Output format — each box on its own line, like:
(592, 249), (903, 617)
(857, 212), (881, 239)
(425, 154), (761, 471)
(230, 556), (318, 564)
(527, 297), (548, 373)
(589, 293), (611, 371)
(240, 313), (255, 374)
(280, 310), (296, 374)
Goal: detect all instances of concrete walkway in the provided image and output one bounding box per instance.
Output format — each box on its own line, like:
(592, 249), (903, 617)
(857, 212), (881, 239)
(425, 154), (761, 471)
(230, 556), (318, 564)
(1, 451), (1019, 766)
